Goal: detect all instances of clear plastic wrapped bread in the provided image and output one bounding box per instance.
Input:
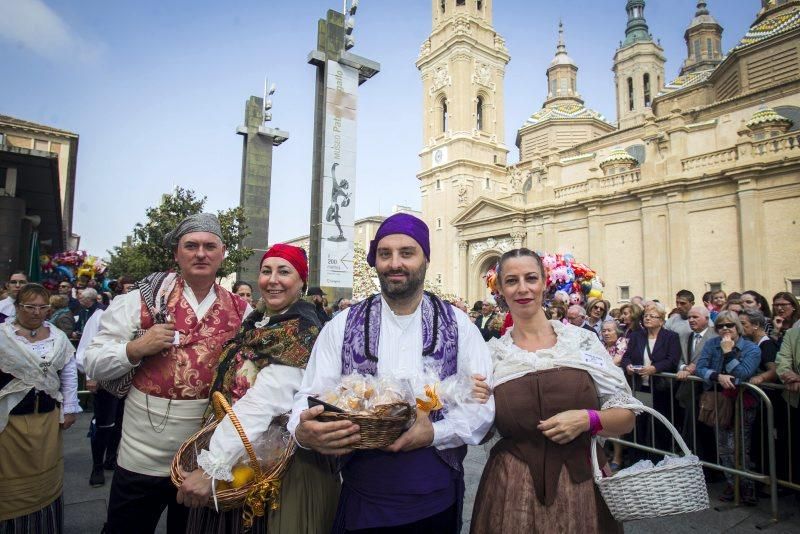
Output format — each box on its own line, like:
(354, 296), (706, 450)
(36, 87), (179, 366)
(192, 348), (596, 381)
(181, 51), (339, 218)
(317, 373), (412, 414)
(316, 370), (478, 416)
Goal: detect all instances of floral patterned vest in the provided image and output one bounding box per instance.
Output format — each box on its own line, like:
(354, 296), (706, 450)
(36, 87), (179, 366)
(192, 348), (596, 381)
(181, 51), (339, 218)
(132, 280), (247, 400)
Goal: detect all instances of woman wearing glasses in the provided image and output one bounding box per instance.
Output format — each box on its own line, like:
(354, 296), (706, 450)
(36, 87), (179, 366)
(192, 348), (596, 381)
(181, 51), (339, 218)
(620, 302), (681, 452)
(584, 298), (607, 337)
(0, 283), (81, 531)
(695, 310), (761, 504)
(771, 292), (800, 343)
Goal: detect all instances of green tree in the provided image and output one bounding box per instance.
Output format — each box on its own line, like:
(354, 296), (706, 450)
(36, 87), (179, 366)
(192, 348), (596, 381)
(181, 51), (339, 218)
(107, 187), (252, 280)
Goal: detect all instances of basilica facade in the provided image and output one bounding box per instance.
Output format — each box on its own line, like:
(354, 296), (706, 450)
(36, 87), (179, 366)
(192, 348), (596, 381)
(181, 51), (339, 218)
(416, 0), (800, 305)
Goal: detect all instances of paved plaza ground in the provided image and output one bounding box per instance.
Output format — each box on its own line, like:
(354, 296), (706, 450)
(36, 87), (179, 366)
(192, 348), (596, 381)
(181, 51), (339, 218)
(62, 413), (798, 533)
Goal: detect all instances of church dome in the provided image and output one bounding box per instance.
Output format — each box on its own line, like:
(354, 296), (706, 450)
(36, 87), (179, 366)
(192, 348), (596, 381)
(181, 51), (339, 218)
(688, 1), (720, 30)
(525, 103), (610, 126)
(549, 51), (577, 68)
(734, 6), (800, 51)
(746, 106), (793, 129)
(659, 69), (714, 95)
(600, 147), (639, 167)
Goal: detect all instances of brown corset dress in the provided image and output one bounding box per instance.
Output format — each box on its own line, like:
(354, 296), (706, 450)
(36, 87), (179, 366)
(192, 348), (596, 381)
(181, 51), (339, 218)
(470, 367), (621, 533)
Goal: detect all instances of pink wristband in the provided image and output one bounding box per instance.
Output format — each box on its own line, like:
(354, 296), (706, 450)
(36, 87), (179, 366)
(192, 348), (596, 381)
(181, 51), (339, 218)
(587, 409), (603, 436)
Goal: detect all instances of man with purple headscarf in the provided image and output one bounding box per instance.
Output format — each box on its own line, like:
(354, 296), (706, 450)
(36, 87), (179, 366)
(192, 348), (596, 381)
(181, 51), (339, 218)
(288, 213), (494, 533)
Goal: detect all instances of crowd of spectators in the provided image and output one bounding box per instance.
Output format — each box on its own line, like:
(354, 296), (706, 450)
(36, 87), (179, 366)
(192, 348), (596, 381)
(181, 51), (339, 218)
(453, 286), (800, 504)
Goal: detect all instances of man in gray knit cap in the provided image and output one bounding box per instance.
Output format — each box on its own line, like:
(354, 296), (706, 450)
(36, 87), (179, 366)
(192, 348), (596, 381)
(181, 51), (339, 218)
(86, 213), (251, 534)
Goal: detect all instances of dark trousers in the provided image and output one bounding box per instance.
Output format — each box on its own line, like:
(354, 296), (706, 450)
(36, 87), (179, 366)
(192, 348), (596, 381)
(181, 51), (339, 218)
(633, 380), (674, 454)
(91, 389), (124, 467)
(104, 466), (188, 534)
(344, 503), (458, 534)
(679, 381), (718, 463)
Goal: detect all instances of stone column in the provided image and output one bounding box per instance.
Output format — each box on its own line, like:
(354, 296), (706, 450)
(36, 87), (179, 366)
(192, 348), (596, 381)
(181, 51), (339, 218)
(736, 178), (764, 290)
(665, 191), (688, 297)
(459, 240), (469, 299)
(639, 195), (670, 302)
(586, 204), (603, 268)
(236, 96), (289, 281)
(540, 210), (555, 252)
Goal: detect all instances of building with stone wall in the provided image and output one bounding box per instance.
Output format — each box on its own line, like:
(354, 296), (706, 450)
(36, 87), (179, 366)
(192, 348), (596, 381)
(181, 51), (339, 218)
(417, 0), (800, 305)
(0, 115), (79, 281)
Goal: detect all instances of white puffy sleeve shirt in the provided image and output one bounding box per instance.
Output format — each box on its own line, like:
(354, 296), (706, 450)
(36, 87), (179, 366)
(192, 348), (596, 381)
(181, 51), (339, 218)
(84, 287), (251, 381)
(288, 297), (495, 450)
(197, 364), (304, 481)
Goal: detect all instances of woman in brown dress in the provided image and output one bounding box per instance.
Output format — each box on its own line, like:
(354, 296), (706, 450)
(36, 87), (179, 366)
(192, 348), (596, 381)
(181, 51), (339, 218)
(471, 249), (639, 533)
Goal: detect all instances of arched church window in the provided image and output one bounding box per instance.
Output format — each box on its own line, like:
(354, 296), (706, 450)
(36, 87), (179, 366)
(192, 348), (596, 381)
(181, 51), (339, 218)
(560, 78), (568, 95)
(441, 98), (449, 133)
(550, 78), (557, 96)
(571, 78), (576, 92)
(707, 38), (713, 58)
(643, 73), (651, 107)
(476, 96), (484, 131)
(694, 39), (702, 59)
(477, 0), (483, 10)
(441, 0), (446, 13)
(627, 77), (634, 111)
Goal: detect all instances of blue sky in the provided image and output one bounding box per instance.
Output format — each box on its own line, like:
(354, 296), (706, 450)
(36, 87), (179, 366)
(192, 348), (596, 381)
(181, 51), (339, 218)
(0, 0), (759, 255)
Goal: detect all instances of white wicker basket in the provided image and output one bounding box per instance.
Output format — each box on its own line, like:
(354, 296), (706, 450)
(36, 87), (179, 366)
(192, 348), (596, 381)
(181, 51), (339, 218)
(592, 404), (709, 522)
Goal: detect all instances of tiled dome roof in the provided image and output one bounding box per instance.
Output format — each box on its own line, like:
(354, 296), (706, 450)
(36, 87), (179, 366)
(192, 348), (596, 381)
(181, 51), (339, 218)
(659, 69), (714, 95)
(600, 147), (638, 166)
(734, 7), (800, 51)
(746, 106), (793, 129)
(525, 103), (610, 126)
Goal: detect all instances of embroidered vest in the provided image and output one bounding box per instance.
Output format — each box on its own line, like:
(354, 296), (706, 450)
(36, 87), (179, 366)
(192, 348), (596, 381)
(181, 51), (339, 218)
(341, 292), (466, 472)
(132, 281), (247, 400)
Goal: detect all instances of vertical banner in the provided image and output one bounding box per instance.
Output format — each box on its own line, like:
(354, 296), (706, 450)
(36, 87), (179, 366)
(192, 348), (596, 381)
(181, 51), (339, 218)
(318, 59), (358, 288)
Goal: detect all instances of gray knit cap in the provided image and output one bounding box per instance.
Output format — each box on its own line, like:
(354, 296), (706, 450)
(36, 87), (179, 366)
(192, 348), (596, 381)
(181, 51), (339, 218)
(163, 213), (223, 249)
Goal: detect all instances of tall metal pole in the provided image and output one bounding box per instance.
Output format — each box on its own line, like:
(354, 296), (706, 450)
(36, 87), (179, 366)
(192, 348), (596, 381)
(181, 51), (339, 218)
(306, 4), (379, 302)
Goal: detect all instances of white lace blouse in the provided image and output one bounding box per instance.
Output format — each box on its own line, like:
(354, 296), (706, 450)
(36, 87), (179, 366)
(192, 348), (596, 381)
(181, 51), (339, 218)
(489, 320), (641, 411)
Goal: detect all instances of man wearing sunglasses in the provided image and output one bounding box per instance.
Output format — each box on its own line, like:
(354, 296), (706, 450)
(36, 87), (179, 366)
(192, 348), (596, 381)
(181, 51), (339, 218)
(0, 271), (28, 319)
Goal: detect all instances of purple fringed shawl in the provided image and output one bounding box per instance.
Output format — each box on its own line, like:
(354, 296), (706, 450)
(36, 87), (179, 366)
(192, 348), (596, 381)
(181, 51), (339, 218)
(334, 292), (467, 531)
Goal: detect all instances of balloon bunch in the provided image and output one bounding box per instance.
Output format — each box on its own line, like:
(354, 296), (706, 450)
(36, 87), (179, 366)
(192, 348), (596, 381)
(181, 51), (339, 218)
(482, 252), (604, 306)
(40, 250), (110, 292)
(540, 252), (603, 305)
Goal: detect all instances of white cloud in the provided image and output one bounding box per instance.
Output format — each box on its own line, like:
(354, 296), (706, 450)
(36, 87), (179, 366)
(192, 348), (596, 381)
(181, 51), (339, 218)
(0, 0), (102, 63)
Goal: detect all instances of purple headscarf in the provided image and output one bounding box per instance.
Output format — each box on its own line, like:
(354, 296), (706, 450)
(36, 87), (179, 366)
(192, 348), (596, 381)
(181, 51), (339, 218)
(366, 213), (430, 267)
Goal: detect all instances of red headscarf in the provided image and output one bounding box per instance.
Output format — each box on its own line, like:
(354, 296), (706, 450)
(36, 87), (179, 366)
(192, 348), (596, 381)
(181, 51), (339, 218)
(261, 244), (308, 283)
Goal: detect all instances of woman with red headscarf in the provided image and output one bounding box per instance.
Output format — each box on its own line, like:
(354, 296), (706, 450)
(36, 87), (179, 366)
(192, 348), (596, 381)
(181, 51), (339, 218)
(179, 244), (340, 533)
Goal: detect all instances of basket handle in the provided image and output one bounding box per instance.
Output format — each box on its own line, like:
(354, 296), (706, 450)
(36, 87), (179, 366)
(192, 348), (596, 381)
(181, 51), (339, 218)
(590, 403), (692, 481)
(211, 391), (262, 478)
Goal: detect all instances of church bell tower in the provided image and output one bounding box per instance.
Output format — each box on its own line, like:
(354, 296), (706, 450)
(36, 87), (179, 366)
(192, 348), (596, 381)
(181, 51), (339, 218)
(612, 0), (666, 129)
(416, 0), (510, 293)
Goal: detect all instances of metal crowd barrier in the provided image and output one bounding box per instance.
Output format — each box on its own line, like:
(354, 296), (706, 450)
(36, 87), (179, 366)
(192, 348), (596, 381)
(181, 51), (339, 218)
(605, 371), (797, 528)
